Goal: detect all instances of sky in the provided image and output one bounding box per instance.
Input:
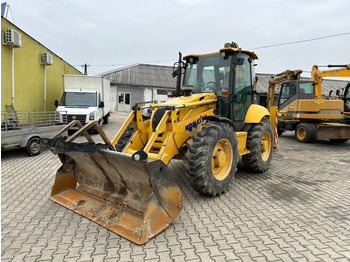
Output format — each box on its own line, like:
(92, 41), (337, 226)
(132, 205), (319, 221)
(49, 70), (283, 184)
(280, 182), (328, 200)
(3, 0), (350, 77)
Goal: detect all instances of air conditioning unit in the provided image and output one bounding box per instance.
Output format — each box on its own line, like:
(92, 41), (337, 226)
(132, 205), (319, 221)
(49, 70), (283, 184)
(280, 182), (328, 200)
(5, 28), (22, 47)
(41, 53), (53, 65)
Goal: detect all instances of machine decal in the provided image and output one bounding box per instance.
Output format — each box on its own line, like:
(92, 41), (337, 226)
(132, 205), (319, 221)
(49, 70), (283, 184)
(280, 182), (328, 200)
(185, 115), (207, 132)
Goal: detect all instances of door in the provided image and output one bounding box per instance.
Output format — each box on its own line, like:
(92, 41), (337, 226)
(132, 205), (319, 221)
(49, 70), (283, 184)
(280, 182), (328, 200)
(118, 92), (131, 112)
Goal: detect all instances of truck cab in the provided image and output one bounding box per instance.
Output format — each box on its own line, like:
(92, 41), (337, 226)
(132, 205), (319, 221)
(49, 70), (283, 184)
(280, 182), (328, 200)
(56, 89), (105, 125)
(55, 75), (111, 129)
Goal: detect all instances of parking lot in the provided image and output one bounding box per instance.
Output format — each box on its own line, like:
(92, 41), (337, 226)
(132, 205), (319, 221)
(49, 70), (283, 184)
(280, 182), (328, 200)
(2, 111), (350, 262)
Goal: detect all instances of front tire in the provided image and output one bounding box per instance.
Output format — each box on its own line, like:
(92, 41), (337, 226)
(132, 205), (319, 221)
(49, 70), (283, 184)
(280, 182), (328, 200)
(186, 122), (238, 196)
(116, 124), (134, 152)
(242, 117), (273, 173)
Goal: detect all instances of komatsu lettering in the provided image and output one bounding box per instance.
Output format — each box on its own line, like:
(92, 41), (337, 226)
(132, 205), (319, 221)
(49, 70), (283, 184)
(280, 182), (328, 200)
(185, 115), (206, 132)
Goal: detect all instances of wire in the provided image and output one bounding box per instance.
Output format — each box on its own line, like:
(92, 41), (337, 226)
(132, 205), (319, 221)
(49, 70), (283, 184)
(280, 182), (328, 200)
(249, 32), (350, 50)
(75, 32), (350, 67)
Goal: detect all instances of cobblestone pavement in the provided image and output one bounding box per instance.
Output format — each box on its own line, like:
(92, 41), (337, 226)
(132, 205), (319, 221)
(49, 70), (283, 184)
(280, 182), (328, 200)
(2, 112), (350, 261)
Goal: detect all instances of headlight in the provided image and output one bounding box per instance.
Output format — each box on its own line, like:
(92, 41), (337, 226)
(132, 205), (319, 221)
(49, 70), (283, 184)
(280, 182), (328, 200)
(89, 111), (95, 120)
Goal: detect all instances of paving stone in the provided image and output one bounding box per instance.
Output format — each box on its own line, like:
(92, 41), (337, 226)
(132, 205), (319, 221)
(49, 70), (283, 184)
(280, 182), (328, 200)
(1, 112), (350, 261)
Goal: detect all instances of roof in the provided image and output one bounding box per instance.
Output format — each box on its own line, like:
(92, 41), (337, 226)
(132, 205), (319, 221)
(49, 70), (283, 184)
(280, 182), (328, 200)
(101, 64), (349, 95)
(101, 64), (177, 89)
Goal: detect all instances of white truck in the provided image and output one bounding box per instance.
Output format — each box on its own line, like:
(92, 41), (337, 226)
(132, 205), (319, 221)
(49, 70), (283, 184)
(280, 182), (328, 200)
(55, 75), (111, 130)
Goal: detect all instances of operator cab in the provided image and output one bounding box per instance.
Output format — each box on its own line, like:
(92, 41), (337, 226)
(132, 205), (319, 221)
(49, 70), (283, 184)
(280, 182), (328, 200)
(182, 47), (257, 127)
(278, 80), (315, 110)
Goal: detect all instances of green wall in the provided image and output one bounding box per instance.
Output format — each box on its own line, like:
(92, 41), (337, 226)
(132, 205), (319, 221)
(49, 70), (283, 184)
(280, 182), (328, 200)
(1, 17), (82, 112)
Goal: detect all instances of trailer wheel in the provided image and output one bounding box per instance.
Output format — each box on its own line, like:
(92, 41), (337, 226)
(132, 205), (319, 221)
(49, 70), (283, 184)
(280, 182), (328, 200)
(242, 117), (273, 173)
(116, 124), (134, 152)
(295, 123), (316, 143)
(25, 137), (41, 157)
(186, 122), (238, 196)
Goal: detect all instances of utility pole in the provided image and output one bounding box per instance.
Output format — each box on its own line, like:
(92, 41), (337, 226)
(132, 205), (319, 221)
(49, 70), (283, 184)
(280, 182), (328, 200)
(83, 63), (89, 75)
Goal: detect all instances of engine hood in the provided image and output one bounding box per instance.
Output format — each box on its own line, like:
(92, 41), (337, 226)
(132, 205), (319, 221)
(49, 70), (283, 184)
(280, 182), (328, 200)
(160, 93), (217, 107)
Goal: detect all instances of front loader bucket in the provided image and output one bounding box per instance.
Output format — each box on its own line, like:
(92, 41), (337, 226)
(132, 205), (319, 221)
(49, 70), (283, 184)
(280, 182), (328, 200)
(50, 150), (183, 245)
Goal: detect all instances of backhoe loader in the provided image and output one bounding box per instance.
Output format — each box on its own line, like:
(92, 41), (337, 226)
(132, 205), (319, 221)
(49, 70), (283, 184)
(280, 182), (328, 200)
(40, 42), (275, 245)
(267, 65), (350, 143)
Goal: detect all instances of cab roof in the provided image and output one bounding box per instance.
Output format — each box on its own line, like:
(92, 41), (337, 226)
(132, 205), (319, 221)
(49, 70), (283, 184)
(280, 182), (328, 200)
(184, 47), (258, 60)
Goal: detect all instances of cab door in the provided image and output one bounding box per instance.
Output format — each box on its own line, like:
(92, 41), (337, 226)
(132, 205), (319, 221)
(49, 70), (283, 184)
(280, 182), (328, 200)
(278, 81), (298, 113)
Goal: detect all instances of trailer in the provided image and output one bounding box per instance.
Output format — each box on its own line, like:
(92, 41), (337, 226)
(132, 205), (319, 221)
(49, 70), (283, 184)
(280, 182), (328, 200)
(1, 108), (67, 156)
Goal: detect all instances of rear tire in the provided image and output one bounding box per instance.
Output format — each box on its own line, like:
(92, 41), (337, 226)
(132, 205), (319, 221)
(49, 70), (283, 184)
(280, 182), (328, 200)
(242, 117), (273, 173)
(103, 115), (109, 124)
(295, 123), (317, 143)
(186, 122), (238, 196)
(25, 137), (41, 157)
(116, 124), (134, 152)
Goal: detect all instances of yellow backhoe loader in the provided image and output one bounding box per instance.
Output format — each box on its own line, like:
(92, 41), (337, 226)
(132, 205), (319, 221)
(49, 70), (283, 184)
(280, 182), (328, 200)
(267, 65), (350, 143)
(40, 42), (276, 245)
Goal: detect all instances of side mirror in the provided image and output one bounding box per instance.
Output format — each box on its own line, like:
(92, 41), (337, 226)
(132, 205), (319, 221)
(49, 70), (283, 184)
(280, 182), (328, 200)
(99, 101), (105, 108)
(54, 100), (59, 107)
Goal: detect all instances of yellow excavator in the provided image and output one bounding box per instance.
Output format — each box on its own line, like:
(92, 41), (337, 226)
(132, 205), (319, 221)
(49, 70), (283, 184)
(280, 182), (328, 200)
(268, 65), (350, 143)
(40, 42), (276, 245)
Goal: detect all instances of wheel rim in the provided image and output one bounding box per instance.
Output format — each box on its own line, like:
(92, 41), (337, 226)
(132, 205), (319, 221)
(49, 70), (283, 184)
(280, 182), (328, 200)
(297, 126), (306, 140)
(261, 131), (272, 161)
(211, 138), (233, 180)
(30, 139), (40, 154)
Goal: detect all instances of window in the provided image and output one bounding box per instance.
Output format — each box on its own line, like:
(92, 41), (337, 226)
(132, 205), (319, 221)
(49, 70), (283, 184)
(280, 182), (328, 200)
(299, 82), (314, 94)
(60, 92), (97, 107)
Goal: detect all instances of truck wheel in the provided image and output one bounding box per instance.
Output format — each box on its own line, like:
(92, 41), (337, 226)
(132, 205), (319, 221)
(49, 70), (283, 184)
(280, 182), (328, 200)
(103, 115), (109, 124)
(186, 122), (238, 196)
(295, 123), (316, 143)
(116, 124), (134, 152)
(329, 139), (349, 143)
(242, 117), (273, 173)
(25, 137), (41, 157)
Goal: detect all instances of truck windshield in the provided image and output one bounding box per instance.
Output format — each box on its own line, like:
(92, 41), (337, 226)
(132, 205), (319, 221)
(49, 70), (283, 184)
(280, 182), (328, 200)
(60, 92), (97, 107)
(183, 53), (231, 94)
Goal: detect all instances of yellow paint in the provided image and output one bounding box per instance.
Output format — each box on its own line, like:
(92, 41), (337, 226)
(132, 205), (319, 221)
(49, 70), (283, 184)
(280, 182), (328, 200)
(1, 17), (82, 112)
(244, 104), (270, 123)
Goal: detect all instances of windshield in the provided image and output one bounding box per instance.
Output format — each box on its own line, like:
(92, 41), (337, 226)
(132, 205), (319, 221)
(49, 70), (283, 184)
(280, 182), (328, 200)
(60, 92), (97, 107)
(183, 53), (231, 94)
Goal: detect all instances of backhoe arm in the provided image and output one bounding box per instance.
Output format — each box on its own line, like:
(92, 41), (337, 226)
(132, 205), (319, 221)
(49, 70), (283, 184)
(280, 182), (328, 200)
(311, 64), (350, 99)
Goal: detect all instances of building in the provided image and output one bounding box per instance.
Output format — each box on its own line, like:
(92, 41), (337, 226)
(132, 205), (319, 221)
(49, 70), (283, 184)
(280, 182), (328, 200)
(1, 17), (82, 113)
(101, 64), (176, 112)
(102, 64), (348, 112)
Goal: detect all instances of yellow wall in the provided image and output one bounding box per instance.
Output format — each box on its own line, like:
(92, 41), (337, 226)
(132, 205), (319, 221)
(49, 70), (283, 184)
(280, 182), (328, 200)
(1, 17), (82, 112)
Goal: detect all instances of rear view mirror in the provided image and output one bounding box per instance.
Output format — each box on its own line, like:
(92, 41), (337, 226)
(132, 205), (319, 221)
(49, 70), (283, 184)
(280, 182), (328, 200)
(99, 101), (105, 108)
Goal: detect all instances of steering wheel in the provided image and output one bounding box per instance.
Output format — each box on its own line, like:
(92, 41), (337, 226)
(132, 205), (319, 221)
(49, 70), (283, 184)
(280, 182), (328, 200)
(205, 81), (220, 93)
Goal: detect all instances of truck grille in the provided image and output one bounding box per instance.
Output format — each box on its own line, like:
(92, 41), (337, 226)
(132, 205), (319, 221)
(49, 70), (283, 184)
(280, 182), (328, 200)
(63, 114), (87, 125)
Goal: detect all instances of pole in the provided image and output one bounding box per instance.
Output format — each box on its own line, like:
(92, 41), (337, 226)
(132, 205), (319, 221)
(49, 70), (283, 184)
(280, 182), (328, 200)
(11, 46), (15, 106)
(44, 65), (47, 112)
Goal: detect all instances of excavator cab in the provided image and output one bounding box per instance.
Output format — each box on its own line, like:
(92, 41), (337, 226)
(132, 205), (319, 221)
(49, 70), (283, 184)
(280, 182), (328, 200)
(278, 80), (315, 112)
